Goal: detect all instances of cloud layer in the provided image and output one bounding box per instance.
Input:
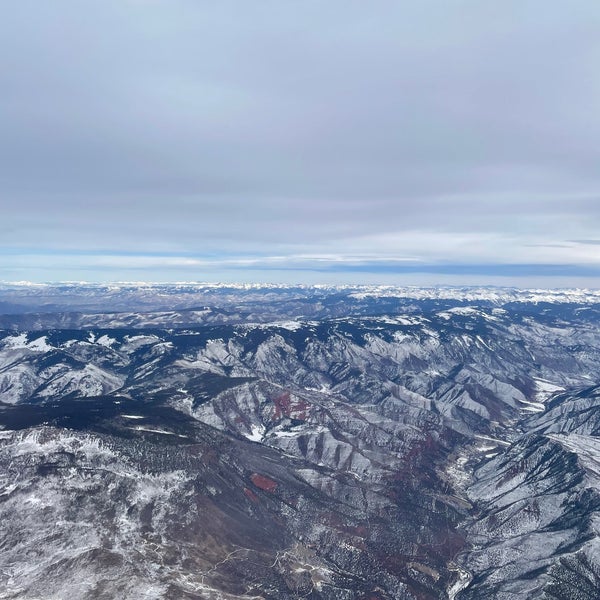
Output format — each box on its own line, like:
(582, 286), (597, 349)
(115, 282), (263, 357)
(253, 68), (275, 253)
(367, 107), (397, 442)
(1, 1), (600, 284)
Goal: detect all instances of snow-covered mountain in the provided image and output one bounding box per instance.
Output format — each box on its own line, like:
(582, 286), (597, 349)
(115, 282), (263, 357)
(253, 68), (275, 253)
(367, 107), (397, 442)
(1, 284), (600, 599)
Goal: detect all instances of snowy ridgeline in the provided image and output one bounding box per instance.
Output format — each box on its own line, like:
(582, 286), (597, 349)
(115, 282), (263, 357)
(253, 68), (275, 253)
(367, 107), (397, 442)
(2, 282), (600, 323)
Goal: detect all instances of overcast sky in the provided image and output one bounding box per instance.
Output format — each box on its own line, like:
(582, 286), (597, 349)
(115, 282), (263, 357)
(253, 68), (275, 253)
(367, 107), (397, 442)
(1, 1), (600, 285)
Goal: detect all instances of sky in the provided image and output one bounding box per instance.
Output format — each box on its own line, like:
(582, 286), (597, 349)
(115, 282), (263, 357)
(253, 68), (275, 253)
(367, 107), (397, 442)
(1, 1), (600, 286)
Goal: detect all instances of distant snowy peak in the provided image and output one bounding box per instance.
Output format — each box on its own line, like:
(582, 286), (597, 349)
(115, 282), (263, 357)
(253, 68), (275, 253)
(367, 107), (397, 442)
(2, 280), (600, 303)
(347, 286), (600, 304)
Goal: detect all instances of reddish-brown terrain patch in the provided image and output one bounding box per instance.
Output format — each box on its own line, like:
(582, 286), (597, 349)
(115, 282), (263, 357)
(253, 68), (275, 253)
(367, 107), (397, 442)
(272, 391), (310, 421)
(250, 473), (277, 493)
(243, 487), (259, 502)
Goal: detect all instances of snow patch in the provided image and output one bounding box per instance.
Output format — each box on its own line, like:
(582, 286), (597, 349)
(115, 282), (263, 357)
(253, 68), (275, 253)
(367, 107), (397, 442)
(245, 424), (265, 442)
(97, 334), (116, 347)
(131, 426), (188, 439)
(26, 336), (53, 352)
(533, 378), (563, 402)
(3, 333), (53, 352)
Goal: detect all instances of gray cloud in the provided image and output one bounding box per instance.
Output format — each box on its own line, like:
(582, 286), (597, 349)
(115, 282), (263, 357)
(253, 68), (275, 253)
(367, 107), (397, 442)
(1, 1), (600, 282)
(570, 240), (600, 246)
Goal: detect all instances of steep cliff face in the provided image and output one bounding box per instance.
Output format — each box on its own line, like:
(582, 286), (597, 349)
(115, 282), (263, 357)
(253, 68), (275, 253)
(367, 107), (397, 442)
(1, 285), (600, 599)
